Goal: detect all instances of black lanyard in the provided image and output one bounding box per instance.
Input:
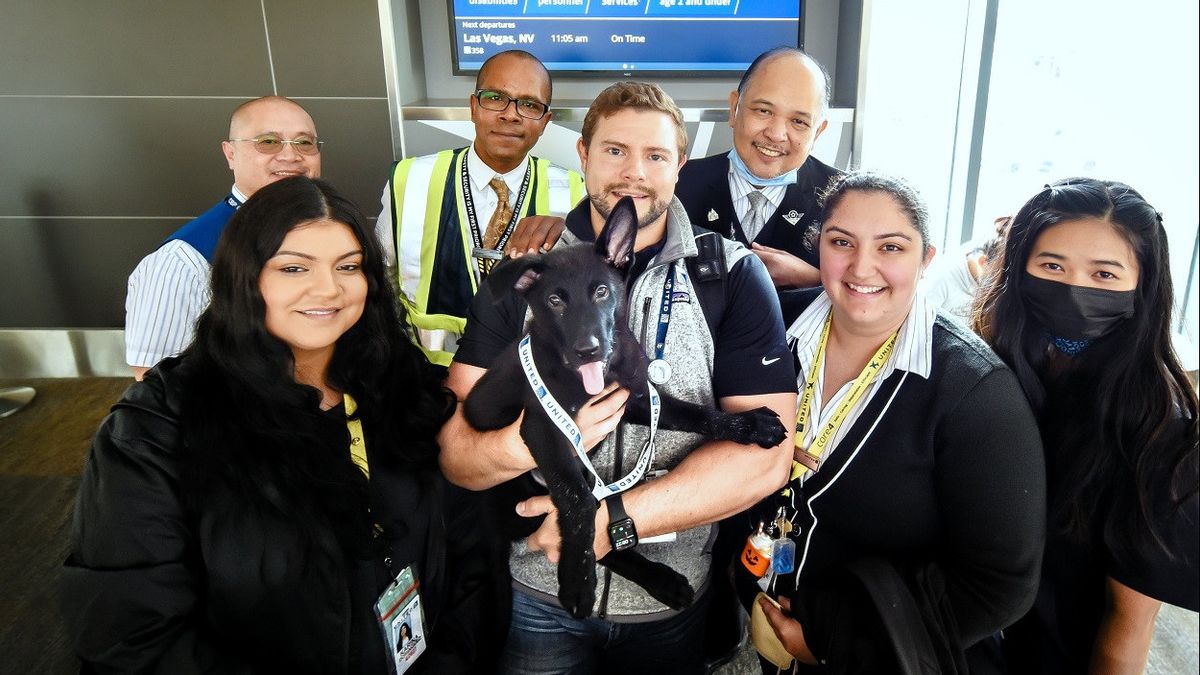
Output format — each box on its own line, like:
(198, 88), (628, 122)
(460, 153), (532, 275)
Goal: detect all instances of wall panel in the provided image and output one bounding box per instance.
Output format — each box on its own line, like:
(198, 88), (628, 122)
(0, 0), (391, 333)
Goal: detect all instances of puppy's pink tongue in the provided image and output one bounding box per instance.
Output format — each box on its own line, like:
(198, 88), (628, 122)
(579, 361), (604, 395)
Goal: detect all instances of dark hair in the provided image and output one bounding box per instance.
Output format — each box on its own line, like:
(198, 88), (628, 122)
(974, 235), (1003, 265)
(179, 177), (452, 553)
(972, 177), (1198, 560)
(475, 49), (552, 105)
(736, 47), (831, 115)
(809, 171), (932, 257)
(969, 215), (1011, 265)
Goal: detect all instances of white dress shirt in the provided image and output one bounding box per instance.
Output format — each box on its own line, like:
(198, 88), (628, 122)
(125, 185), (247, 367)
(786, 290), (936, 483)
(375, 145), (530, 267)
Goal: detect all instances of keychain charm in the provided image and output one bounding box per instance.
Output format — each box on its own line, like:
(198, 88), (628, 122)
(740, 522), (774, 577)
(771, 538), (796, 574)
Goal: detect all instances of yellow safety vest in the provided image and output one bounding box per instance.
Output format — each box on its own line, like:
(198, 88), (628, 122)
(387, 147), (584, 365)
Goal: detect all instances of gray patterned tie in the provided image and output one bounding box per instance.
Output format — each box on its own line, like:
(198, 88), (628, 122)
(743, 190), (768, 243)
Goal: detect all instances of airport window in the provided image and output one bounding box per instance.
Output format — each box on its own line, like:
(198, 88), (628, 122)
(858, 0), (1198, 342)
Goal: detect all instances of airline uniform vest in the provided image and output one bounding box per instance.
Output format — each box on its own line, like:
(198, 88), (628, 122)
(164, 194), (241, 263)
(388, 147), (583, 365)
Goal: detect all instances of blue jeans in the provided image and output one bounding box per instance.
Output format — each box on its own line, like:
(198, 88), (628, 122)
(500, 585), (712, 675)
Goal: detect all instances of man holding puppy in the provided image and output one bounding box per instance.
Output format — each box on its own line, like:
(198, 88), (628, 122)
(439, 82), (796, 673)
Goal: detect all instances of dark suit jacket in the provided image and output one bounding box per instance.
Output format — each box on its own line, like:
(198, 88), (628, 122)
(675, 153), (841, 269)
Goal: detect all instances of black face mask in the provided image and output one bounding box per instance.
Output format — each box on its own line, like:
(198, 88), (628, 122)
(1021, 272), (1136, 341)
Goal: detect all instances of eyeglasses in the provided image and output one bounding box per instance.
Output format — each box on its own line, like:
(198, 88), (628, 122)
(473, 89), (550, 120)
(227, 134), (323, 156)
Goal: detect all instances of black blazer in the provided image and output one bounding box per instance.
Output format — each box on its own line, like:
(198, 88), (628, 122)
(675, 153), (841, 269)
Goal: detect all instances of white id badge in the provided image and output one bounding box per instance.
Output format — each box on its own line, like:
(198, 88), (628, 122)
(375, 565), (426, 674)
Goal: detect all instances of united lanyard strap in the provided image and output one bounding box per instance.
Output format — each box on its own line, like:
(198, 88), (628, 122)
(459, 153), (532, 279)
(793, 311), (897, 475)
(344, 394), (369, 478)
(518, 335), (661, 501)
(652, 263), (676, 361)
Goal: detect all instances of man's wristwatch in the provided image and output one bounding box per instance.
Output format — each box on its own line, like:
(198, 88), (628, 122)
(606, 493), (638, 551)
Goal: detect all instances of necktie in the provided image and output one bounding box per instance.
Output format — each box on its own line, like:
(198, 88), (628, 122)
(483, 177), (513, 251)
(743, 190), (768, 243)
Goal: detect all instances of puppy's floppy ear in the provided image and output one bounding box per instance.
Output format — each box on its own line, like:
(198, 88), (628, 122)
(596, 196), (638, 269)
(487, 256), (547, 298)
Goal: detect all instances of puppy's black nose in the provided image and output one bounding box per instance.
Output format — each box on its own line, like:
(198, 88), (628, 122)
(574, 336), (600, 361)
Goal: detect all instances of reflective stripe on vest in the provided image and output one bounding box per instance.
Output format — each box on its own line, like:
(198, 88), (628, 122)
(389, 148), (583, 365)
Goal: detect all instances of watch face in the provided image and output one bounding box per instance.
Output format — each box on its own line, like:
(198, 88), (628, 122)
(608, 518), (637, 551)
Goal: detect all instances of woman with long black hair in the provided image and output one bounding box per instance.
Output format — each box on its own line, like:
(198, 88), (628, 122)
(974, 177), (1199, 674)
(63, 177), (502, 673)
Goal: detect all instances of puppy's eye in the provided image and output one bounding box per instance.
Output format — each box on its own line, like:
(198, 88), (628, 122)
(594, 285), (609, 300)
(547, 294), (563, 307)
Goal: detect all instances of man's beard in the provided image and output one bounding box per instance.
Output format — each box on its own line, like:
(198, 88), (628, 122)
(588, 183), (670, 229)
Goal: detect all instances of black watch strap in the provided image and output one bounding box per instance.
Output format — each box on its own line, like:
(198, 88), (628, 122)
(607, 492), (630, 523)
(606, 493), (638, 551)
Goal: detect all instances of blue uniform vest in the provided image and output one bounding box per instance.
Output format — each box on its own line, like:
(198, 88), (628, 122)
(162, 194), (241, 263)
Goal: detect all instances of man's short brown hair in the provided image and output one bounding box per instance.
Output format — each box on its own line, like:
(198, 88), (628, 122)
(580, 82), (687, 157)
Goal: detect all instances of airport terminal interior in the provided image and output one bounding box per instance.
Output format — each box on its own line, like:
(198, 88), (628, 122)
(1, 1), (1196, 672)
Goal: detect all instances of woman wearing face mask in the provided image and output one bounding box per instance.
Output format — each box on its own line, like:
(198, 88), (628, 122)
(973, 178), (1199, 674)
(62, 177), (503, 673)
(741, 172), (1046, 674)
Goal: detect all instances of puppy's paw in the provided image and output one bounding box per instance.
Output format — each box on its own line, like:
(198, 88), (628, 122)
(636, 560), (694, 610)
(557, 550), (597, 618)
(709, 407), (787, 448)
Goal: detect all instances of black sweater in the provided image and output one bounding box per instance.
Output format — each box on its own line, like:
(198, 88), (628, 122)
(735, 290), (1047, 673)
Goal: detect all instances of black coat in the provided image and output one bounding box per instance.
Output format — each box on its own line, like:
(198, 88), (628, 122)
(675, 153), (842, 269)
(61, 359), (504, 674)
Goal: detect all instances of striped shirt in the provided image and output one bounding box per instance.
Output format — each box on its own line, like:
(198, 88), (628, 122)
(124, 186), (246, 368)
(786, 289), (936, 483)
(728, 165), (786, 243)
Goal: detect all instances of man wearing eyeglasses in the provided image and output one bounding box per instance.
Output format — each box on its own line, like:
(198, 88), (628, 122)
(125, 95), (321, 380)
(375, 49), (584, 366)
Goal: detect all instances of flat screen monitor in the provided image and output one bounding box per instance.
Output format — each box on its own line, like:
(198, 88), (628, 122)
(449, 0), (803, 77)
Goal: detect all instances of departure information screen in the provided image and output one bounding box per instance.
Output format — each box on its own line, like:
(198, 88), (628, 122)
(449, 0), (802, 76)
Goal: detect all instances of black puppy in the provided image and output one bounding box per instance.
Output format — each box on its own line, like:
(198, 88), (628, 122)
(463, 196), (786, 618)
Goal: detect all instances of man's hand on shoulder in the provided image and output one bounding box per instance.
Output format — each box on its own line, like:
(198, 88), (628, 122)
(751, 243), (821, 289)
(507, 215), (565, 257)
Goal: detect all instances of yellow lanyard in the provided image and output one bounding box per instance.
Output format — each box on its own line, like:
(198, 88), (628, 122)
(793, 312), (897, 475)
(344, 393), (369, 478)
